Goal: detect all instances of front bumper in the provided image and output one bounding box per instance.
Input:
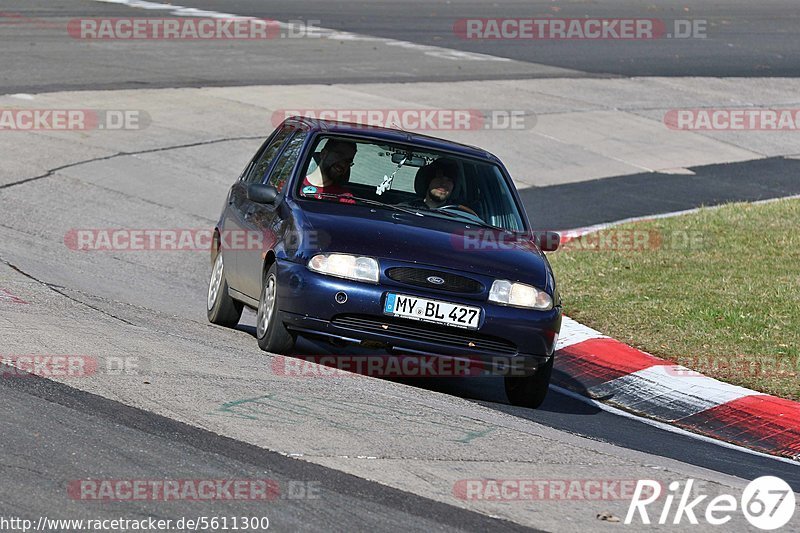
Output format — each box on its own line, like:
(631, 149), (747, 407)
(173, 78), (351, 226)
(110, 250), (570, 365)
(276, 259), (562, 373)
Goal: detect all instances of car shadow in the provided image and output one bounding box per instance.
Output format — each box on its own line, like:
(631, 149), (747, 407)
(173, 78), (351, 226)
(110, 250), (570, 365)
(236, 324), (257, 337)
(277, 332), (601, 416)
(390, 367), (601, 417)
(235, 310), (599, 416)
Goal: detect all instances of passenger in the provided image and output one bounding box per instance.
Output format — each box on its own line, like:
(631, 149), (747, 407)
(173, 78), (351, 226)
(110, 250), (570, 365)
(407, 158), (460, 209)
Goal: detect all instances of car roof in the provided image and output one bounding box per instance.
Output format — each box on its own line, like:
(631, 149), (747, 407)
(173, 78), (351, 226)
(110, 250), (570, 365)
(284, 116), (501, 162)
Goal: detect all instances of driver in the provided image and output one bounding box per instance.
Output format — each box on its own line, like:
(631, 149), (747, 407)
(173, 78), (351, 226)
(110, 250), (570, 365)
(301, 139), (358, 200)
(408, 158), (460, 209)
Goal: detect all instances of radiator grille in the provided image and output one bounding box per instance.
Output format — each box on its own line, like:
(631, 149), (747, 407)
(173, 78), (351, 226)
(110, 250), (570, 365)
(385, 267), (483, 294)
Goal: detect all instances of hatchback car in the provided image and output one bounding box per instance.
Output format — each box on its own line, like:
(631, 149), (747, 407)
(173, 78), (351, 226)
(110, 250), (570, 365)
(207, 117), (562, 408)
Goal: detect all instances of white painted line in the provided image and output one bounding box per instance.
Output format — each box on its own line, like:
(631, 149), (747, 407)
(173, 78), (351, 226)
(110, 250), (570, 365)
(551, 384), (800, 467)
(555, 316), (606, 350)
(92, 0), (510, 62)
(635, 364), (759, 403)
(590, 365), (758, 421)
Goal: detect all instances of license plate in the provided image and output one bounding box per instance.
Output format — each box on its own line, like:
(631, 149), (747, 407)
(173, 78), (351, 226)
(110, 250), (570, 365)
(384, 293), (481, 330)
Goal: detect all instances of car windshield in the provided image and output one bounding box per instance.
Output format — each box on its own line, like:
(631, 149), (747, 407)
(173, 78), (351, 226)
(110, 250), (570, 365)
(295, 135), (527, 232)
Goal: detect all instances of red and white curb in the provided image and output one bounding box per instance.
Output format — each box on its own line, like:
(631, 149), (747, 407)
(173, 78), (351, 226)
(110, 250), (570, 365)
(554, 317), (800, 462)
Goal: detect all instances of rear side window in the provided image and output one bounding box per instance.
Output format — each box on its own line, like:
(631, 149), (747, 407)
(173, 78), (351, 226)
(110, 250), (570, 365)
(266, 131), (308, 193)
(245, 127), (292, 183)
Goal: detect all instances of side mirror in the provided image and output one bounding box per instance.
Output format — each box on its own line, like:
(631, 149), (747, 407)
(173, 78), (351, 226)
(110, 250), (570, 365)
(247, 184), (278, 205)
(532, 231), (560, 252)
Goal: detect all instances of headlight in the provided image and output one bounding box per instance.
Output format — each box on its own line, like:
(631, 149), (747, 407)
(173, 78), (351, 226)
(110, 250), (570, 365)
(489, 280), (553, 310)
(308, 253), (380, 283)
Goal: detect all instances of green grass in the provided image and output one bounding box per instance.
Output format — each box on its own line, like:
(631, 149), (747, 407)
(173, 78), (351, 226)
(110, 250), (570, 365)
(548, 198), (800, 400)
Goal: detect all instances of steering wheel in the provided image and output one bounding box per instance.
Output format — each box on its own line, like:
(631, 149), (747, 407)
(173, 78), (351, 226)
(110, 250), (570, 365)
(435, 204), (484, 224)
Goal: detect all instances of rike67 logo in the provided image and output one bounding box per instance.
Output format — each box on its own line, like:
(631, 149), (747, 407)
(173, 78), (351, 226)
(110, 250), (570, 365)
(627, 476), (796, 530)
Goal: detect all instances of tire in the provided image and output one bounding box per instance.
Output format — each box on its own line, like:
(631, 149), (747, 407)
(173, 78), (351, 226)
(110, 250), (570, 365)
(504, 356), (553, 409)
(256, 263), (295, 353)
(207, 252), (243, 327)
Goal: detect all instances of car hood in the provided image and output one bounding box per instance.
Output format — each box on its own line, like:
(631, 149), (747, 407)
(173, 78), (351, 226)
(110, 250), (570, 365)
(295, 201), (550, 289)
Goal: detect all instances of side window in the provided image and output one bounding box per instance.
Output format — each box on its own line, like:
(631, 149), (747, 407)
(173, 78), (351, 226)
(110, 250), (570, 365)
(245, 128), (292, 183)
(266, 131), (308, 193)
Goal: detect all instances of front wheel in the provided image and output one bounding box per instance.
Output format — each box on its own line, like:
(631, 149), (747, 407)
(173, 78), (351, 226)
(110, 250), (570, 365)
(504, 356), (553, 409)
(207, 252), (243, 327)
(256, 263), (295, 353)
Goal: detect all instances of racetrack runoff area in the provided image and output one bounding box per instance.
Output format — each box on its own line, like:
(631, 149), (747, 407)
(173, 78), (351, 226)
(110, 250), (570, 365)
(4, 77), (800, 190)
(2, 77), (800, 530)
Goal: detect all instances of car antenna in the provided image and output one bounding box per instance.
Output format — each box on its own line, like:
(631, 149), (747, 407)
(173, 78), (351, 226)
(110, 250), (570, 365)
(389, 120), (414, 141)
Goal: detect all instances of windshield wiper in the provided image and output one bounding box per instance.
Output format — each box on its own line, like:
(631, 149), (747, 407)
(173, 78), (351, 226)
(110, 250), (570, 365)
(426, 207), (506, 231)
(312, 193), (424, 217)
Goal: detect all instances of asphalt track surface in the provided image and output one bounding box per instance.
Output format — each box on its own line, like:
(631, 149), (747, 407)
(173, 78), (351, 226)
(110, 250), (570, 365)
(0, 371), (534, 532)
(160, 0), (800, 76)
(2, 0), (800, 531)
(527, 157), (800, 230)
(2, 0), (800, 94)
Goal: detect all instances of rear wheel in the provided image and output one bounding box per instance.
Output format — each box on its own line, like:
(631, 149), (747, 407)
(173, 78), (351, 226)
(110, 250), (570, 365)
(504, 356), (553, 409)
(207, 252), (243, 327)
(256, 263), (295, 353)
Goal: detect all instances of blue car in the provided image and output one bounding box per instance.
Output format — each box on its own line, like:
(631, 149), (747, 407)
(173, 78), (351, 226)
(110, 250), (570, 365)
(207, 117), (562, 408)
